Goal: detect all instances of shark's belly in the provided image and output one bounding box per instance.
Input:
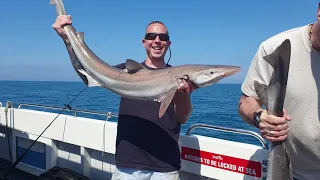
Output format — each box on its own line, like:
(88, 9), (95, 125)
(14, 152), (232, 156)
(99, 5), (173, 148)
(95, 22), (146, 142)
(99, 75), (176, 100)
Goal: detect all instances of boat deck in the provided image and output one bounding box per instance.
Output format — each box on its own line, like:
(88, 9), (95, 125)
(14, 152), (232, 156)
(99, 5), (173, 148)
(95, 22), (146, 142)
(0, 158), (38, 180)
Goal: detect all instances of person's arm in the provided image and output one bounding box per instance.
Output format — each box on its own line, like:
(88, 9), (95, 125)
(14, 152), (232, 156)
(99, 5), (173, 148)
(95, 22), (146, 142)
(238, 94), (263, 126)
(239, 43), (270, 126)
(173, 79), (197, 124)
(239, 43), (291, 142)
(173, 92), (192, 124)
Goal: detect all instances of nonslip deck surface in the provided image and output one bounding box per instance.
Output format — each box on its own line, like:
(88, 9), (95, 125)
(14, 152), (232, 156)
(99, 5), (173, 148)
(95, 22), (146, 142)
(0, 158), (38, 180)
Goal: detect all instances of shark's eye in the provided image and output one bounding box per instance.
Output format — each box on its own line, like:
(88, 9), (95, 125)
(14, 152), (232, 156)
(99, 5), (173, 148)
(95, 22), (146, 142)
(210, 71), (214, 75)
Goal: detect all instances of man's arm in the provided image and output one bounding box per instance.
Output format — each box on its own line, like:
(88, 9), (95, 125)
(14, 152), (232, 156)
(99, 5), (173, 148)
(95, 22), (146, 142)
(239, 43), (270, 126)
(238, 94), (263, 126)
(239, 42), (291, 142)
(173, 92), (192, 124)
(172, 79), (197, 124)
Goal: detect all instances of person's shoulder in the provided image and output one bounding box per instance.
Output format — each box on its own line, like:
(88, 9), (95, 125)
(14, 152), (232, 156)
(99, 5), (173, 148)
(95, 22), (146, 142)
(260, 24), (308, 53)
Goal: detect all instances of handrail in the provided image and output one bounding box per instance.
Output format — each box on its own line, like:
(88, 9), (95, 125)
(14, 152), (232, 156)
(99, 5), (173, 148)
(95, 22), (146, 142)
(17, 103), (118, 119)
(0, 102), (2, 107)
(186, 123), (268, 149)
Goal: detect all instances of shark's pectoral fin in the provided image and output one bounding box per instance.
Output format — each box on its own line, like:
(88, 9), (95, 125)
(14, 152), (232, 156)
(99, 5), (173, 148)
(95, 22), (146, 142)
(158, 87), (178, 118)
(254, 80), (268, 108)
(125, 59), (147, 74)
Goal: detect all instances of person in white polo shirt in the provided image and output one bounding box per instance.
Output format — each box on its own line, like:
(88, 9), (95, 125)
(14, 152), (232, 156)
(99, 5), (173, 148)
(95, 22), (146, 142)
(238, 3), (320, 180)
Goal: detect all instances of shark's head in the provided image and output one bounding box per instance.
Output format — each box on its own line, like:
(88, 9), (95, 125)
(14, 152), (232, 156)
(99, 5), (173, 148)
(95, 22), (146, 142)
(187, 65), (240, 87)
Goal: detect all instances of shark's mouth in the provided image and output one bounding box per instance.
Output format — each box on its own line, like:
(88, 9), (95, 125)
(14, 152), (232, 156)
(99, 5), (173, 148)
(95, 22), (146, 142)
(196, 74), (225, 87)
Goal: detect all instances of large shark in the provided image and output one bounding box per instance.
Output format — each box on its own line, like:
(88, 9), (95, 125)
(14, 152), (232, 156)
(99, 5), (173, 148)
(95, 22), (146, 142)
(254, 39), (293, 180)
(50, 0), (240, 118)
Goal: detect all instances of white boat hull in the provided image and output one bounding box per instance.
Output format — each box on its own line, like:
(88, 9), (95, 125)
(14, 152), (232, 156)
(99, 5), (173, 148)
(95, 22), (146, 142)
(0, 102), (269, 180)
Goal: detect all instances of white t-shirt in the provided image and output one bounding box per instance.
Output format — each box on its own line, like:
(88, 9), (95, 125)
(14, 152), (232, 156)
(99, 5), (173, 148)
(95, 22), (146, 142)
(242, 24), (320, 180)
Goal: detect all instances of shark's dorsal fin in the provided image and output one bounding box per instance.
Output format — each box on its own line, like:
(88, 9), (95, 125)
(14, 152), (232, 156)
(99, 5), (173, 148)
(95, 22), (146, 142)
(125, 59), (147, 74)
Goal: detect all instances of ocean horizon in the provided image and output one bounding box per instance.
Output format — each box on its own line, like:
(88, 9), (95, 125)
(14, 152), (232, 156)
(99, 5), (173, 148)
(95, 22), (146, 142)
(0, 80), (263, 147)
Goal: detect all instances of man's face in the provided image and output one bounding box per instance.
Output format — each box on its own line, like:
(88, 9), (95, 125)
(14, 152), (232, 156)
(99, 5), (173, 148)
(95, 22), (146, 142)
(143, 23), (171, 61)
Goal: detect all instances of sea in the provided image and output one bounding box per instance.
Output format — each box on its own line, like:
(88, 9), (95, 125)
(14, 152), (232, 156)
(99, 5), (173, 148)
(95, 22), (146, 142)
(0, 80), (263, 147)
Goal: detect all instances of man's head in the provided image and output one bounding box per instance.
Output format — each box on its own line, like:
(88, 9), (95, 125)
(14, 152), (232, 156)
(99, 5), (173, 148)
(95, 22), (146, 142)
(142, 21), (171, 63)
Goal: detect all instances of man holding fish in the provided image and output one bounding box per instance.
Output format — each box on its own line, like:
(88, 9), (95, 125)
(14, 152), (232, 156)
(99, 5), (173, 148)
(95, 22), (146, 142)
(238, 3), (320, 179)
(53, 16), (197, 180)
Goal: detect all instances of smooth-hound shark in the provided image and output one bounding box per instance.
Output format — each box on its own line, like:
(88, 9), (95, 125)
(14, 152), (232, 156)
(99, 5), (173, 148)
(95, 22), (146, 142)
(50, 0), (241, 118)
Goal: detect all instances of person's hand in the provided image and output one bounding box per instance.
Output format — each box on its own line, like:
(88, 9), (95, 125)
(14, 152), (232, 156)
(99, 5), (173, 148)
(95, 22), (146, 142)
(52, 15), (72, 40)
(259, 109), (292, 142)
(177, 79), (198, 93)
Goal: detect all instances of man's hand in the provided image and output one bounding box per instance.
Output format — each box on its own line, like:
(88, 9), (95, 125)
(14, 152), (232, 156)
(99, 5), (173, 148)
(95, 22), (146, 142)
(52, 15), (72, 40)
(177, 79), (198, 94)
(259, 109), (292, 142)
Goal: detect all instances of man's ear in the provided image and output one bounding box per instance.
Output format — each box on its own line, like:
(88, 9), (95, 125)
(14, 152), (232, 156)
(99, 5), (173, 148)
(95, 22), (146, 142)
(142, 39), (146, 48)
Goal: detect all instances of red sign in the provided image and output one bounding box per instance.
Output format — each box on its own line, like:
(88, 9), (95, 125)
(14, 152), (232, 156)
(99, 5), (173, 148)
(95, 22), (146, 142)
(181, 147), (262, 177)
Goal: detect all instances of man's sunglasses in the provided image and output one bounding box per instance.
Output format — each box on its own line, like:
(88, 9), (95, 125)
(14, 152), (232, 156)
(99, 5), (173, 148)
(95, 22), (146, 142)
(144, 33), (170, 41)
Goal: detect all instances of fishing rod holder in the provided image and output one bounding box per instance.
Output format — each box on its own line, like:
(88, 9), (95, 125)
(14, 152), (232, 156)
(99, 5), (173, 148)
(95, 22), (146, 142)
(17, 103), (118, 120)
(186, 123), (268, 149)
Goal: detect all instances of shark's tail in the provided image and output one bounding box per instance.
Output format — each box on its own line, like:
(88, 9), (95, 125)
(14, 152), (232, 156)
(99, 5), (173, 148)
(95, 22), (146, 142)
(50, 0), (67, 16)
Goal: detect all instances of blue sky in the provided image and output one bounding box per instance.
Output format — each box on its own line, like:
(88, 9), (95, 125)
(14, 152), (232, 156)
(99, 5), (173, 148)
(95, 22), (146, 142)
(0, 0), (318, 83)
